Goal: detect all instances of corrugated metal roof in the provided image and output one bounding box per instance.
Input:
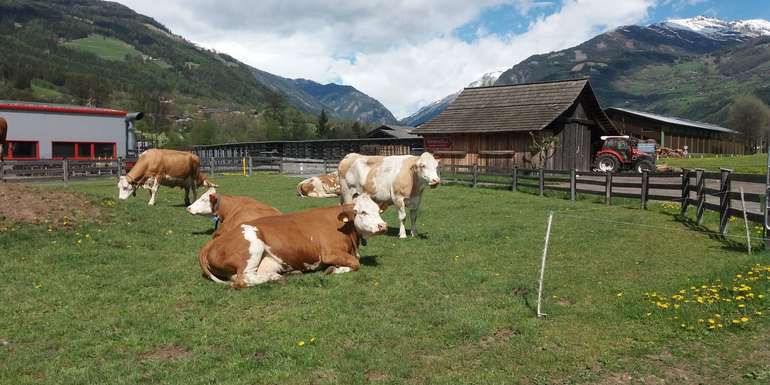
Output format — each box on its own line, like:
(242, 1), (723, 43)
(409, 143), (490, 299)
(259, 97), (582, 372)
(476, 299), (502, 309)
(413, 79), (614, 134)
(606, 107), (738, 134)
(0, 101), (127, 117)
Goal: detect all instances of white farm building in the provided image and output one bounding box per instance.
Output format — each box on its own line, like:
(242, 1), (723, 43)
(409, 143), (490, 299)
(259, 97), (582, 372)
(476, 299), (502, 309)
(0, 101), (143, 160)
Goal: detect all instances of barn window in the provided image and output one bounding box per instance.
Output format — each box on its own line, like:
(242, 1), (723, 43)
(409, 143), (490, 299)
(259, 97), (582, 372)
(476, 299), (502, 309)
(94, 143), (115, 159)
(7, 141), (38, 160)
(52, 142), (76, 159)
(78, 143), (92, 159)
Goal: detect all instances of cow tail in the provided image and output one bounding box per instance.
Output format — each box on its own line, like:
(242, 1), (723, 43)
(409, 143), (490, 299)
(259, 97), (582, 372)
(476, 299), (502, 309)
(296, 181), (305, 197)
(198, 240), (228, 284)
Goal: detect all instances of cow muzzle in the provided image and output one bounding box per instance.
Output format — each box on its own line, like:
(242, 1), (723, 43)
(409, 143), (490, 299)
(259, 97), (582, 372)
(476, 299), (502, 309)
(376, 222), (387, 233)
(429, 179), (441, 187)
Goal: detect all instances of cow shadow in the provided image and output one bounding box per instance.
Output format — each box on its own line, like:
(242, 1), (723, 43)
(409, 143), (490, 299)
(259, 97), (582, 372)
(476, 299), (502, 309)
(359, 255), (380, 267)
(384, 226), (430, 239)
(191, 228), (216, 236)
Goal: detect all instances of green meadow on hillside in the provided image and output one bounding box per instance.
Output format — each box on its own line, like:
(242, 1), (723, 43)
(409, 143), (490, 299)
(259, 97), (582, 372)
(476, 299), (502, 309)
(1, 175), (769, 384)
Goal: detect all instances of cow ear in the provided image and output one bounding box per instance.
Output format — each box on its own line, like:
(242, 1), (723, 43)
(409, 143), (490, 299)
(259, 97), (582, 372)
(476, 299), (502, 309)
(337, 209), (355, 226)
(209, 194), (219, 211)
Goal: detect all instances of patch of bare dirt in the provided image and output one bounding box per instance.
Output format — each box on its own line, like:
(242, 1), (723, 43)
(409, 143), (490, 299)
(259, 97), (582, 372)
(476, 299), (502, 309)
(139, 345), (191, 361)
(366, 370), (390, 382)
(0, 183), (103, 228)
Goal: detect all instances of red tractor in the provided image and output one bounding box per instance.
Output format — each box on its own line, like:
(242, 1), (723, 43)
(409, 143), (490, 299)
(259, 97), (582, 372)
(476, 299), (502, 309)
(594, 136), (656, 173)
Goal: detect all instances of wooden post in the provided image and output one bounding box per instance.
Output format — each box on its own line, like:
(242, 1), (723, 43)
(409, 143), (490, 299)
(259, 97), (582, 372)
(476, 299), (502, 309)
(115, 157), (122, 177)
(538, 168), (545, 196)
(536, 210), (554, 319)
(511, 166), (518, 191)
(605, 172), (612, 206)
(695, 169), (705, 225)
(640, 170), (649, 209)
(570, 169), (576, 201)
(248, 156), (253, 176)
(278, 158), (284, 174)
(718, 168), (732, 235)
(323, 160), (328, 175)
(1, 161), (5, 182)
(62, 159), (69, 184)
(209, 158), (215, 176)
(472, 164), (478, 187)
(680, 169), (690, 215)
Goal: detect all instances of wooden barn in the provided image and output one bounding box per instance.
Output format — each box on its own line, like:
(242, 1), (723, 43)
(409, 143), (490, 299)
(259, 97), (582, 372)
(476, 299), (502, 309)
(604, 107), (743, 155)
(365, 124), (419, 139)
(412, 79), (617, 171)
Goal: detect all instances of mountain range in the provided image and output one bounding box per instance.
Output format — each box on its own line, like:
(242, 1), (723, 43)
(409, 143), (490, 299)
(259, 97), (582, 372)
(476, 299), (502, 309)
(404, 16), (770, 127)
(0, 0), (395, 125)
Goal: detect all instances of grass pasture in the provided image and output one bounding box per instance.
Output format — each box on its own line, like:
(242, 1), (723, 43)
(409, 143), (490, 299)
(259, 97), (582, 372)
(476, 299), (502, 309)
(62, 34), (142, 61)
(2, 174), (770, 384)
(659, 153), (768, 174)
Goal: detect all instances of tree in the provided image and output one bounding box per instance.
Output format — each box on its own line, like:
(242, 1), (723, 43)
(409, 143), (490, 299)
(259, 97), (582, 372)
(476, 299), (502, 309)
(727, 95), (770, 153)
(316, 109), (329, 138)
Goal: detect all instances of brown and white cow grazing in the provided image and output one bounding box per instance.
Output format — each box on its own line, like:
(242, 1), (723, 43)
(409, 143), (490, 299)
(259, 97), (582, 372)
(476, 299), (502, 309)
(117, 149), (216, 206)
(339, 152), (440, 238)
(186, 187), (281, 238)
(296, 171), (341, 198)
(0, 116), (7, 162)
(198, 194), (387, 288)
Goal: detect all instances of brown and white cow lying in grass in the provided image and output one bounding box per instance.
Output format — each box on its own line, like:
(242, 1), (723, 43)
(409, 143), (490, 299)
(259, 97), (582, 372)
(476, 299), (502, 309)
(339, 152), (440, 238)
(296, 171), (341, 198)
(198, 194), (387, 288)
(117, 149), (216, 206)
(186, 188), (281, 238)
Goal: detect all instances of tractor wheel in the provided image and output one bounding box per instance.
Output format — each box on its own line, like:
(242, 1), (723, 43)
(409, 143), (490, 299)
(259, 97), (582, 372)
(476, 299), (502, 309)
(635, 159), (654, 173)
(595, 154), (619, 173)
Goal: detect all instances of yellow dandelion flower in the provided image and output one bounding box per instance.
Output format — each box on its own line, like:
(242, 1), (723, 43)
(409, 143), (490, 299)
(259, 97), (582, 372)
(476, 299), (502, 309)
(718, 324), (724, 328)
(645, 312), (652, 317)
(758, 294), (765, 299)
(736, 274), (743, 279)
(735, 295), (745, 301)
(697, 319), (704, 323)
(731, 319), (741, 324)
(740, 316), (749, 323)
(673, 304), (681, 309)
(616, 292), (623, 297)
(673, 316), (679, 320)
(310, 337), (316, 343)
(297, 340), (305, 347)
(707, 319), (716, 325)
(755, 311), (763, 316)
(738, 304), (746, 308)
(714, 314), (721, 319)
(696, 297), (704, 304)
(680, 323), (686, 328)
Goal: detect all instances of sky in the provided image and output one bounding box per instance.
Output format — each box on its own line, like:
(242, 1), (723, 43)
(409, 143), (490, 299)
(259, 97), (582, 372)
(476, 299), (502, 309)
(114, 0), (770, 119)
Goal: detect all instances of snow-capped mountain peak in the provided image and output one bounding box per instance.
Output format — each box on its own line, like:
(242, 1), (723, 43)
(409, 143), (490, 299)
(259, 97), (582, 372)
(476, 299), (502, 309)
(467, 71), (503, 88)
(660, 16), (770, 41)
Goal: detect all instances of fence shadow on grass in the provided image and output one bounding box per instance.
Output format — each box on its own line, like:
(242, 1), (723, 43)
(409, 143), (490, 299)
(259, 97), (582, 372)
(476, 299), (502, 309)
(673, 214), (748, 252)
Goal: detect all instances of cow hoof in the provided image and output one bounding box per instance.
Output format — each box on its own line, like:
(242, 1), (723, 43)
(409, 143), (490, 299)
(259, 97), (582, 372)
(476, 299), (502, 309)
(398, 234), (407, 239)
(324, 266), (336, 274)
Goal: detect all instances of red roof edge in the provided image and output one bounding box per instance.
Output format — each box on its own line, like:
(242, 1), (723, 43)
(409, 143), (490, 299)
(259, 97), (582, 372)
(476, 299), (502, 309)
(0, 103), (127, 117)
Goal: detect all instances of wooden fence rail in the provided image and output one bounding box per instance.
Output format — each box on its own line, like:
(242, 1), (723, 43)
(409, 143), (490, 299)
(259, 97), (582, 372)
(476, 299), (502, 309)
(1, 159), (124, 182)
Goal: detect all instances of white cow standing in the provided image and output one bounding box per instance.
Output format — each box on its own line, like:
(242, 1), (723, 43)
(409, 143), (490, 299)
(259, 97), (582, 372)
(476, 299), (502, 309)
(338, 152), (440, 238)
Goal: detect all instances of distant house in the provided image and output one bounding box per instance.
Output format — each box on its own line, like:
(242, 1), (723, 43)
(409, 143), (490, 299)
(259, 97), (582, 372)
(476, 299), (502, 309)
(604, 107), (743, 155)
(365, 124), (420, 139)
(412, 79), (617, 171)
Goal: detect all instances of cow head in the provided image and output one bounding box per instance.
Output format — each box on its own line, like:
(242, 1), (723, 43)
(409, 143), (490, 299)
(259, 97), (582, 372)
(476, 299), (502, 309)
(186, 187), (217, 215)
(117, 176), (137, 200)
(339, 194), (387, 238)
(413, 152), (441, 188)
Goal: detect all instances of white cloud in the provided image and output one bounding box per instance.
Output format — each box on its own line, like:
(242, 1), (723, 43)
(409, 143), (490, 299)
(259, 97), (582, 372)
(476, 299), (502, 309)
(116, 0), (656, 118)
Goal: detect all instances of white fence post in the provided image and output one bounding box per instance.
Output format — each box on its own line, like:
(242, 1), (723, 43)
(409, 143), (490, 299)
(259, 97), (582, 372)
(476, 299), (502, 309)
(536, 210), (554, 318)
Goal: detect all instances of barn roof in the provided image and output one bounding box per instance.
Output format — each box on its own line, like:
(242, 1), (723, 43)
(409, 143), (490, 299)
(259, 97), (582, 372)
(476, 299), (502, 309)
(0, 100), (127, 117)
(412, 79), (615, 134)
(605, 107), (738, 134)
(365, 124), (420, 139)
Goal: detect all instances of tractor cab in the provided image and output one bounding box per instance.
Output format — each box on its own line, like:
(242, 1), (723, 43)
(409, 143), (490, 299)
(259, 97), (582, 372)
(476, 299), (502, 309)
(594, 136), (655, 173)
